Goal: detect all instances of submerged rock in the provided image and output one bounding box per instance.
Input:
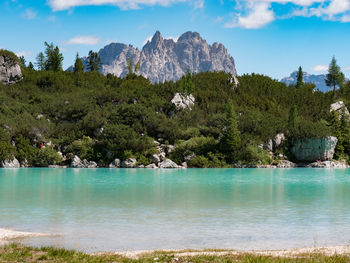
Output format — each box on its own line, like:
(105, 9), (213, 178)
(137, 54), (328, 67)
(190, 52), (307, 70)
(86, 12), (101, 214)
(1, 158), (20, 168)
(171, 93), (195, 110)
(291, 136), (338, 162)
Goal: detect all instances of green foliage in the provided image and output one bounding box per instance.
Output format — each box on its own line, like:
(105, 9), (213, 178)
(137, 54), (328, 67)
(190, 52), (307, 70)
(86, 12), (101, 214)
(44, 42), (63, 72)
(67, 136), (94, 161)
(35, 52), (45, 70)
(19, 56), (26, 68)
(288, 105), (298, 131)
(14, 135), (38, 163)
(74, 53), (84, 73)
(87, 50), (101, 72)
(296, 66), (303, 89)
(0, 49), (19, 64)
(0, 58), (346, 166)
(180, 69), (194, 95)
(326, 56), (345, 94)
(219, 101), (241, 163)
(32, 147), (62, 167)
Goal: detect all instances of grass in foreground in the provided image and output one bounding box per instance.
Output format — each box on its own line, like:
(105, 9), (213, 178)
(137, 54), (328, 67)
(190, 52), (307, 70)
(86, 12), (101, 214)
(1, 244), (350, 263)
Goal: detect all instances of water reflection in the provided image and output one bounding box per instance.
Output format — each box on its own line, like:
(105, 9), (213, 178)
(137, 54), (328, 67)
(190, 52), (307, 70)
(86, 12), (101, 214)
(1, 168), (350, 252)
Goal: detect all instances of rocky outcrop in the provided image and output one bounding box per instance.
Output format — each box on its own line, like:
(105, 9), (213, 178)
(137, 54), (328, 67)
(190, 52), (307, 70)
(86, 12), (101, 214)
(159, 159), (181, 168)
(330, 101), (350, 118)
(71, 155), (98, 168)
(121, 158), (137, 168)
(145, 163), (158, 168)
(291, 136), (338, 162)
(1, 158), (20, 168)
(0, 52), (22, 85)
(73, 31), (237, 83)
(306, 160), (348, 168)
(171, 93), (195, 110)
(277, 160), (297, 168)
(109, 158), (121, 168)
(264, 133), (286, 152)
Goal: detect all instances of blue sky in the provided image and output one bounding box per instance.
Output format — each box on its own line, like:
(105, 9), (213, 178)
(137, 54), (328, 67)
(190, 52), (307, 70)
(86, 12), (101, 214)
(1, 0), (350, 79)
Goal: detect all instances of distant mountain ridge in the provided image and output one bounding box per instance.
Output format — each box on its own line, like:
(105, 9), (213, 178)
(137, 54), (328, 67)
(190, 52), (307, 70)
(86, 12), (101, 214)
(72, 31), (237, 83)
(281, 71), (329, 92)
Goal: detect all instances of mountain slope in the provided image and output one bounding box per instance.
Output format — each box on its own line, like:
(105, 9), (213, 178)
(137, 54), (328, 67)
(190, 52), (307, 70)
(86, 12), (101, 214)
(281, 71), (329, 92)
(74, 31), (237, 83)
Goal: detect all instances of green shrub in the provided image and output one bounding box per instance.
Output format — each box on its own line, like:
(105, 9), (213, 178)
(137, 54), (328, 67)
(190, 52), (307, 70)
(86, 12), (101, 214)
(32, 147), (62, 167)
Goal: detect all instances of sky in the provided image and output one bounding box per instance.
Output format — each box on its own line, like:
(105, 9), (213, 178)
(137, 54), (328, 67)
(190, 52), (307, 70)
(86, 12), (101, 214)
(1, 0), (350, 79)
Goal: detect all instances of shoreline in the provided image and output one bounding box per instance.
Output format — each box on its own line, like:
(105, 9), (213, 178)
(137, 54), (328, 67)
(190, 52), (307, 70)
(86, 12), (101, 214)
(99, 246), (350, 259)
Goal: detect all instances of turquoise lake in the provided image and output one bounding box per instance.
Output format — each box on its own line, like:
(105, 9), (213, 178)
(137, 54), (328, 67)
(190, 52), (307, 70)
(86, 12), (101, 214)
(1, 168), (350, 252)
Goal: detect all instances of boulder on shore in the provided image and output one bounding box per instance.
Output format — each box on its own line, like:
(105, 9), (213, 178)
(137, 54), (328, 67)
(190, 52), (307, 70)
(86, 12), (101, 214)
(158, 159), (181, 168)
(1, 158), (20, 168)
(121, 158), (137, 168)
(109, 158), (121, 168)
(71, 155), (98, 168)
(291, 136), (338, 162)
(277, 160), (297, 168)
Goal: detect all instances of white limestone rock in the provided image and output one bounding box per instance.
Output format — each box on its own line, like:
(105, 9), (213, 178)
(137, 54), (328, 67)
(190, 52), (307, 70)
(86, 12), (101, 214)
(0, 53), (22, 85)
(158, 159), (181, 168)
(1, 158), (20, 168)
(171, 93), (195, 110)
(109, 158), (121, 168)
(121, 158), (137, 168)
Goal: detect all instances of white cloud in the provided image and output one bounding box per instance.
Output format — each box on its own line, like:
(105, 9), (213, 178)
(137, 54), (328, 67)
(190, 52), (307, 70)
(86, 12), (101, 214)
(312, 64), (328, 72)
(225, 2), (275, 29)
(15, 51), (33, 58)
(343, 66), (350, 71)
(22, 8), (37, 19)
(48, 0), (188, 11)
(223, 0), (350, 29)
(65, 36), (100, 45)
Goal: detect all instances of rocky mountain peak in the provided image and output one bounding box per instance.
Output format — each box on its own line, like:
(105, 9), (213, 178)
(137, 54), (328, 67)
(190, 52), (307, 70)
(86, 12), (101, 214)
(73, 31), (237, 83)
(178, 31), (201, 42)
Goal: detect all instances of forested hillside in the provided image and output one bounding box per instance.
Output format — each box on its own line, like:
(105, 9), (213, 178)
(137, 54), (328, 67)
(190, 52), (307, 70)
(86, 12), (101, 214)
(1, 48), (350, 168)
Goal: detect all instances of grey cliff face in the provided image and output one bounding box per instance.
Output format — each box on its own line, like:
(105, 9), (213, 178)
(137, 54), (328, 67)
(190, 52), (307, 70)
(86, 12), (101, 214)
(0, 54), (22, 85)
(291, 136), (338, 162)
(82, 31), (236, 83)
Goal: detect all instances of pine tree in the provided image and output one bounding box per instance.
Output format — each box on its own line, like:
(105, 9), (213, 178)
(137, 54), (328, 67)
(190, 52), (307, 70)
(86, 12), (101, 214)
(74, 52), (84, 73)
(19, 56), (26, 68)
(296, 66), (303, 89)
(180, 69), (194, 95)
(44, 42), (63, 71)
(35, 52), (46, 71)
(220, 101), (241, 162)
(87, 50), (102, 72)
(28, 62), (34, 70)
(326, 56), (345, 95)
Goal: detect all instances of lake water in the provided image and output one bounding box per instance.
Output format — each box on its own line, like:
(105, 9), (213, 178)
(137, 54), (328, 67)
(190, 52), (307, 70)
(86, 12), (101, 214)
(1, 168), (350, 252)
